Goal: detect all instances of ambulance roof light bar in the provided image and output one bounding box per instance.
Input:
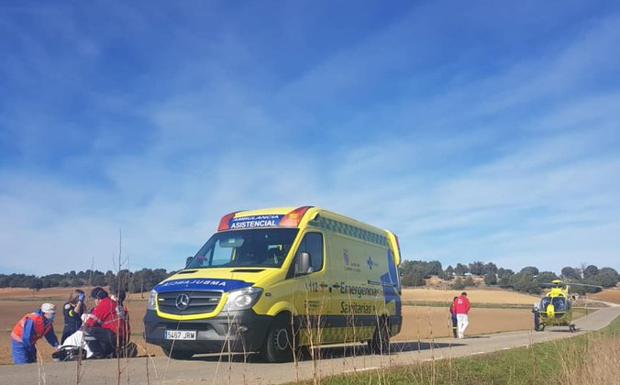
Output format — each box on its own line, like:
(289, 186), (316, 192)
(217, 211), (241, 231)
(279, 206), (314, 228)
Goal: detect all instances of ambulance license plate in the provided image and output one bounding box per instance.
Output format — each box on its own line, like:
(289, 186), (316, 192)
(165, 330), (197, 340)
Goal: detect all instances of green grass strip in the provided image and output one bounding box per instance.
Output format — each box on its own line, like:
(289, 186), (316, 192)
(294, 315), (620, 385)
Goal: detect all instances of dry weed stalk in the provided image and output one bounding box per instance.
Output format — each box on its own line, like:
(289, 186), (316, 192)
(36, 348), (47, 385)
(562, 332), (620, 385)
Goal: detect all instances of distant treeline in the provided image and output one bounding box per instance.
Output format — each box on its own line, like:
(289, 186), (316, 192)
(0, 269), (171, 294)
(2, 262), (619, 296)
(399, 260), (620, 294)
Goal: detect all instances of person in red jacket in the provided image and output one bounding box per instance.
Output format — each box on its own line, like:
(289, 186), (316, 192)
(454, 292), (471, 339)
(84, 287), (127, 358)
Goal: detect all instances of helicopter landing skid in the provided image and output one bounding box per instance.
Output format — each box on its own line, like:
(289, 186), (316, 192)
(534, 323), (545, 332)
(569, 324), (577, 333)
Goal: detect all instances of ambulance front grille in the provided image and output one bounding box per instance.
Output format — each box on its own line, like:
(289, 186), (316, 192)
(157, 291), (222, 315)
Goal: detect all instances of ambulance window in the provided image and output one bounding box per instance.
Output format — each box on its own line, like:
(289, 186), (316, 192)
(212, 239), (235, 265)
(296, 232), (324, 274)
(189, 229), (298, 269)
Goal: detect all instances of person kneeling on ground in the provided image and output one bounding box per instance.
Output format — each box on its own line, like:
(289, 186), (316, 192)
(59, 287), (127, 359)
(11, 303), (60, 364)
(84, 287), (128, 358)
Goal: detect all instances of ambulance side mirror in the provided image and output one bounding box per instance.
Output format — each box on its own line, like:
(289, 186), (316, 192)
(295, 252), (311, 276)
(185, 256), (194, 267)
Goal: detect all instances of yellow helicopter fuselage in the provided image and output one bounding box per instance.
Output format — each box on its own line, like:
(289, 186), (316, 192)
(539, 287), (573, 326)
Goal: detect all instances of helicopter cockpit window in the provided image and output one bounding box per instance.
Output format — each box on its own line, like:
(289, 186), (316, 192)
(541, 297), (569, 311)
(552, 297), (568, 311)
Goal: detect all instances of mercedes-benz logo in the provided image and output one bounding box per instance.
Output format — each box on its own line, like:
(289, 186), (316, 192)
(175, 293), (190, 310)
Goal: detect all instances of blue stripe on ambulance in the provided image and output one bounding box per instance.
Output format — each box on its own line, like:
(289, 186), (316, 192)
(380, 249), (402, 317)
(155, 279), (253, 293)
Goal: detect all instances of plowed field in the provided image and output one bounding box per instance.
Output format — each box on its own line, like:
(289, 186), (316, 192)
(591, 289), (620, 304)
(0, 287), (544, 365)
(401, 288), (540, 305)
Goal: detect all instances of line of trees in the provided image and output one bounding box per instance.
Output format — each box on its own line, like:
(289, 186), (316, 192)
(399, 260), (620, 294)
(0, 268), (170, 294)
(2, 262), (618, 296)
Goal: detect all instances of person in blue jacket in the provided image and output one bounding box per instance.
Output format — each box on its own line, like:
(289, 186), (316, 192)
(61, 289), (86, 343)
(449, 296), (458, 338)
(11, 303), (60, 364)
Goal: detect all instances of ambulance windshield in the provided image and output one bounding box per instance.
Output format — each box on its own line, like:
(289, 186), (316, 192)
(187, 228), (299, 269)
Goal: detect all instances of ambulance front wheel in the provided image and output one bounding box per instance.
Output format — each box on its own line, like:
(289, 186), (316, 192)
(261, 314), (294, 363)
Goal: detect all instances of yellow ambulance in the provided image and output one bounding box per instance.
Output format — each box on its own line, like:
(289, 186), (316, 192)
(144, 206), (402, 362)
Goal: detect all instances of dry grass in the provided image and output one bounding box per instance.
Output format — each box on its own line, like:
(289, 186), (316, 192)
(562, 332), (620, 385)
(296, 312), (620, 385)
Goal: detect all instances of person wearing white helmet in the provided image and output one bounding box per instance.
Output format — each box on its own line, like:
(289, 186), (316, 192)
(11, 303), (60, 364)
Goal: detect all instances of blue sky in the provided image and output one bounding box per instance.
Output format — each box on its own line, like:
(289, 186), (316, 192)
(1, 1), (619, 275)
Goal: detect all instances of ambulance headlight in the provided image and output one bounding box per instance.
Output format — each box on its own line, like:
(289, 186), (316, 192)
(147, 290), (158, 310)
(224, 287), (262, 311)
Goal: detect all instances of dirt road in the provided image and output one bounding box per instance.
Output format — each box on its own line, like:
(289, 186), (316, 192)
(1, 305), (618, 385)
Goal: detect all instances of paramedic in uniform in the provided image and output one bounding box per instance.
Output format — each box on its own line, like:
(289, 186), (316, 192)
(61, 289), (86, 343)
(11, 303), (60, 364)
(84, 287), (127, 357)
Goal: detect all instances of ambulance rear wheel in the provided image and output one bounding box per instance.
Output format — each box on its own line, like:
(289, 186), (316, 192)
(261, 315), (294, 363)
(368, 317), (390, 354)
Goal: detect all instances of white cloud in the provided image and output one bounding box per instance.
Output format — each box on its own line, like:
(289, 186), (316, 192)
(1, 4), (619, 274)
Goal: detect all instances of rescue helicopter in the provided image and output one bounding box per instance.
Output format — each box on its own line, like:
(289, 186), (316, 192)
(533, 279), (602, 332)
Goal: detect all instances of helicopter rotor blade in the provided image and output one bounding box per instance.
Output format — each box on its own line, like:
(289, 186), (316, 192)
(566, 282), (604, 289)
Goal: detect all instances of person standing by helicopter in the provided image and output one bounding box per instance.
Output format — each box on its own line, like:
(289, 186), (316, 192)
(454, 292), (471, 339)
(532, 302), (541, 331)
